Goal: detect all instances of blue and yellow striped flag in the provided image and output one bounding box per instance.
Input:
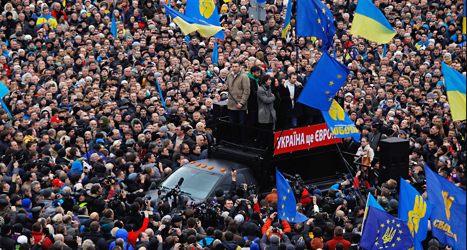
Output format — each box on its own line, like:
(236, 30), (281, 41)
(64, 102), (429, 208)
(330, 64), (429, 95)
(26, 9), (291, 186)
(282, 0), (292, 38)
(350, 0), (396, 44)
(463, 2), (466, 34)
(162, 2), (223, 38)
(441, 62), (466, 121)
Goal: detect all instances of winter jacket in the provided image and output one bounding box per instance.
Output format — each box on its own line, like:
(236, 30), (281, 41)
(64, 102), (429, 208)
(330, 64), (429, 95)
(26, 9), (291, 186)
(257, 84), (276, 124)
(226, 70), (251, 111)
(82, 231), (109, 250)
(109, 229), (134, 250)
(326, 236), (351, 250)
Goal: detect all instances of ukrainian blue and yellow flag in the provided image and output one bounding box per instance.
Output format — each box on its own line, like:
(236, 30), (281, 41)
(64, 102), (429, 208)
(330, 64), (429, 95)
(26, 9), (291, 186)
(185, 0), (225, 39)
(350, 0), (396, 44)
(162, 2), (224, 38)
(276, 169), (308, 223)
(441, 62), (466, 122)
(297, 0), (335, 49)
(361, 206), (413, 250)
(426, 165), (466, 250)
(298, 50), (350, 111)
(463, 2), (466, 35)
(398, 178), (434, 250)
(282, 0), (292, 38)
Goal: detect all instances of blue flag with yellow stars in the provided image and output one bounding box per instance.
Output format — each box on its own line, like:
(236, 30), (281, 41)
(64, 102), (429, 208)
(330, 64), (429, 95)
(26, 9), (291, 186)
(297, 50), (350, 111)
(296, 0), (335, 49)
(185, 0), (225, 39)
(425, 165), (466, 250)
(276, 169), (308, 223)
(361, 206), (413, 250)
(398, 177), (434, 250)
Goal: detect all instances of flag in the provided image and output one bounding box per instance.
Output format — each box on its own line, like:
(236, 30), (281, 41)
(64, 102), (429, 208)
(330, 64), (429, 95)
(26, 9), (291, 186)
(185, 0), (224, 39)
(398, 178), (434, 250)
(322, 100), (361, 142)
(441, 62), (466, 121)
(212, 39), (218, 64)
(298, 50), (350, 111)
(360, 206), (413, 250)
(276, 169), (308, 223)
(282, 0), (292, 38)
(425, 165), (466, 250)
(361, 193), (386, 231)
(350, 0), (396, 43)
(383, 44), (387, 58)
(0, 82), (11, 118)
(111, 10), (117, 39)
(162, 3), (224, 38)
(463, 2), (466, 34)
(297, 0), (335, 49)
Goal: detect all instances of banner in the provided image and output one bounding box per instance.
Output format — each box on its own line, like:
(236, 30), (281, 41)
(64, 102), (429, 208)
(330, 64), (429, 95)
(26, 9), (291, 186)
(274, 123), (341, 155)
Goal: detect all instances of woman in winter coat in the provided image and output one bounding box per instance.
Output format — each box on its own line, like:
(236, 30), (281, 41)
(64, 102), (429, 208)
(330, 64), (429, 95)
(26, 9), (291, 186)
(257, 74), (276, 149)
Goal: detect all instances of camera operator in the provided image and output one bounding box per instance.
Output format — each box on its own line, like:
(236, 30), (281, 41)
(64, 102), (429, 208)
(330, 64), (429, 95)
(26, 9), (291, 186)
(84, 183), (105, 213)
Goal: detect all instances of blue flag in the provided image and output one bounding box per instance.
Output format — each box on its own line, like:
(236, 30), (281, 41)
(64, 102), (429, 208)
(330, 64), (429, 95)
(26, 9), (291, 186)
(426, 165), (466, 250)
(185, 0), (224, 39)
(111, 10), (118, 39)
(398, 177), (434, 250)
(212, 39), (218, 65)
(361, 206), (413, 250)
(298, 50), (350, 111)
(297, 0), (335, 49)
(282, 0), (292, 38)
(322, 100), (361, 142)
(0, 82), (11, 118)
(276, 169), (307, 223)
(0, 82), (9, 98)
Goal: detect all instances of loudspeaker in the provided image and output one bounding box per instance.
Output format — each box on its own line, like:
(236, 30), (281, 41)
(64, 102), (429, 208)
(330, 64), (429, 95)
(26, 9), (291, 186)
(212, 100), (229, 120)
(379, 137), (410, 183)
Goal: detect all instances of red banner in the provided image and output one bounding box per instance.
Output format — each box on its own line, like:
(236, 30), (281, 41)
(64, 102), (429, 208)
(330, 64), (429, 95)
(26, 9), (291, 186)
(274, 124), (342, 155)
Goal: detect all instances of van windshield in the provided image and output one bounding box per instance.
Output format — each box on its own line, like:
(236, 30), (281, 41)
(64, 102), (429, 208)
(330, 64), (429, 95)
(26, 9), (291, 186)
(158, 167), (221, 199)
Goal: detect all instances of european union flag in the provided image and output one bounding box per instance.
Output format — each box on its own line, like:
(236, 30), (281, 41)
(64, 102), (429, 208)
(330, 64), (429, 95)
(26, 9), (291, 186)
(297, 0), (335, 49)
(321, 100), (361, 142)
(276, 169), (307, 223)
(361, 206), (413, 250)
(426, 165), (466, 250)
(212, 39), (218, 65)
(298, 50), (349, 111)
(398, 177), (434, 250)
(441, 62), (466, 121)
(185, 0), (224, 39)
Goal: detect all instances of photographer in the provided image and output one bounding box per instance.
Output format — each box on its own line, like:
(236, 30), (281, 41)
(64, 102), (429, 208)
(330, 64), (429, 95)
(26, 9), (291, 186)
(84, 184), (105, 213)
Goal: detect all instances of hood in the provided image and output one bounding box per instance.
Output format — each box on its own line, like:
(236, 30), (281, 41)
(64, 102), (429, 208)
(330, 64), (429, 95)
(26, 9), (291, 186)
(223, 241), (239, 250)
(131, 118), (142, 128)
(116, 228), (128, 241)
(99, 116), (109, 128)
(72, 161), (83, 171)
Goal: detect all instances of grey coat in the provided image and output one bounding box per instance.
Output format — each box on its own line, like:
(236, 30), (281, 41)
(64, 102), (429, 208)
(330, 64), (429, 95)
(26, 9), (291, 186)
(257, 85), (276, 124)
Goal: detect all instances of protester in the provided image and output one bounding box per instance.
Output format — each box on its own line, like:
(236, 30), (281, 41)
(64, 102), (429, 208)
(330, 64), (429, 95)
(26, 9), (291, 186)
(0, 0), (464, 249)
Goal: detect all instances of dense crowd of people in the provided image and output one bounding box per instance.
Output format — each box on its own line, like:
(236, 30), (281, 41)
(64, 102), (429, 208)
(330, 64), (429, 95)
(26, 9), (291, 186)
(0, 0), (464, 249)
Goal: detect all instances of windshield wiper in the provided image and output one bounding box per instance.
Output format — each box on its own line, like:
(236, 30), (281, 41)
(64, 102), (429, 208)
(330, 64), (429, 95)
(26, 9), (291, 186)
(180, 190), (195, 201)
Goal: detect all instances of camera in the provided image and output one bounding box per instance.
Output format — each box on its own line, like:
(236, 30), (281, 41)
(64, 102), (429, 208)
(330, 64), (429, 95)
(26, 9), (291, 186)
(283, 173), (304, 199)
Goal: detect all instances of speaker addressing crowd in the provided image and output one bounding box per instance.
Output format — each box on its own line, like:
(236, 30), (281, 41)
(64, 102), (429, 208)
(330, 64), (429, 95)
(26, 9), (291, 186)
(0, 0), (464, 249)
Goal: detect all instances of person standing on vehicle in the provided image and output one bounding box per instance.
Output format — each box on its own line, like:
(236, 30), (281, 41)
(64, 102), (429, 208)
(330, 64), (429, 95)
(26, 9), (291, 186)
(226, 61), (250, 144)
(257, 74), (276, 149)
(279, 73), (302, 129)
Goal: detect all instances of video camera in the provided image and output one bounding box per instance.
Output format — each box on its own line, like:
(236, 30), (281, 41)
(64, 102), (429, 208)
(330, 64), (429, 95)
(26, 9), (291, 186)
(193, 201), (221, 220)
(372, 120), (394, 136)
(283, 173), (304, 199)
(158, 177), (184, 202)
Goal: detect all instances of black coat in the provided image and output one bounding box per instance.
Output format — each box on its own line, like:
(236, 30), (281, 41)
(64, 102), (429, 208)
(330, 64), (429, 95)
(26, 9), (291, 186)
(278, 83), (302, 118)
(0, 235), (17, 250)
(81, 231), (109, 250)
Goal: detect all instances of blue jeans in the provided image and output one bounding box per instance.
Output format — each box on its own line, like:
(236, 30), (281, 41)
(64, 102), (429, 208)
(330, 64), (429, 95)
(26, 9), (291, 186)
(285, 117), (298, 129)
